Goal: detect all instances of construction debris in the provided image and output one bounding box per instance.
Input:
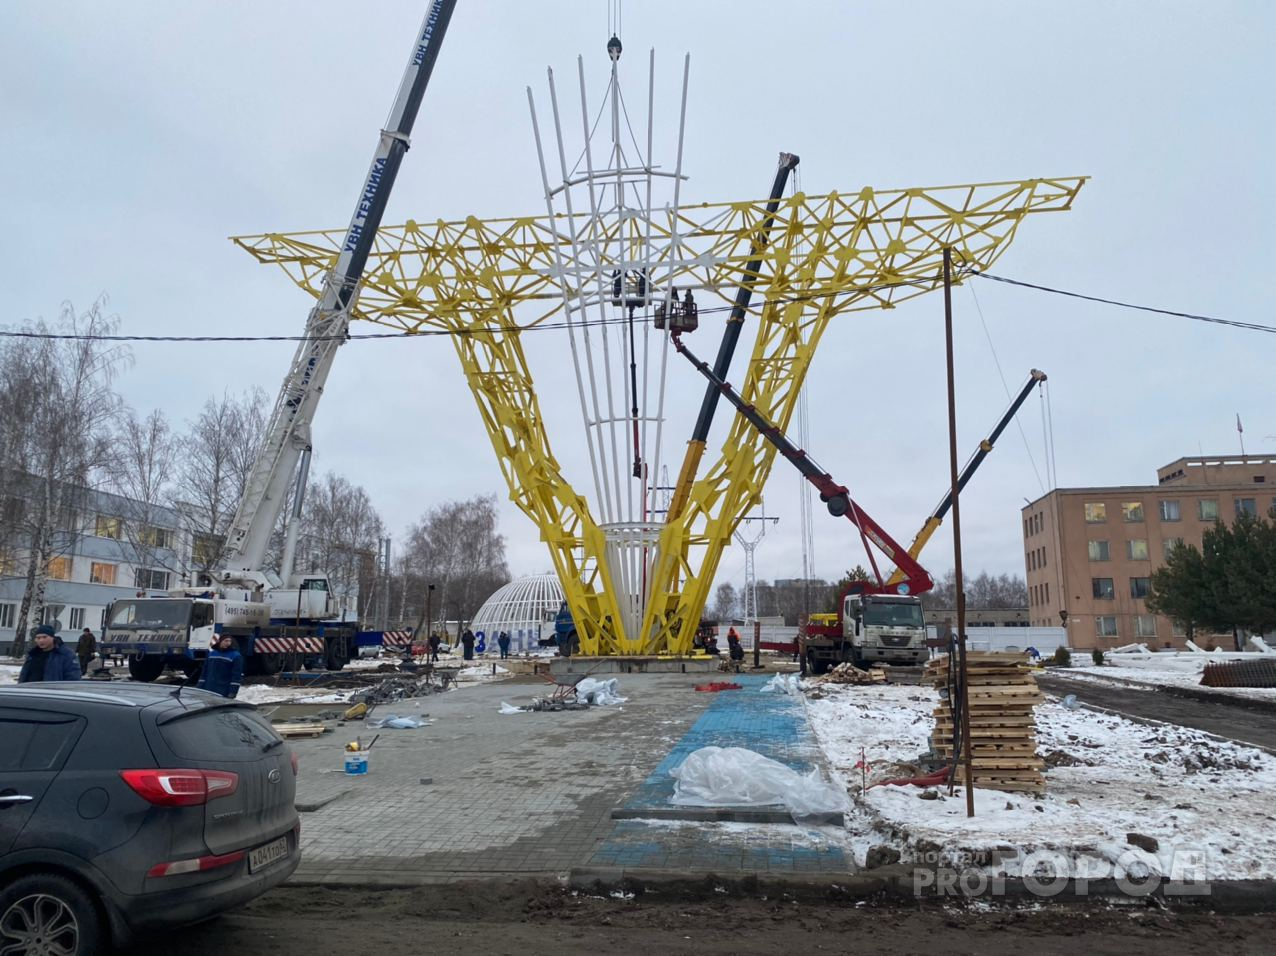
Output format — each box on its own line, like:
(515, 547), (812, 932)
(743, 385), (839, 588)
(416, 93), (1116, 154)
(274, 722), (328, 739)
(348, 675), (440, 707)
(810, 663), (887, 685)
(1202, 659), (1276, 688)
(924, 651), (1045, 794)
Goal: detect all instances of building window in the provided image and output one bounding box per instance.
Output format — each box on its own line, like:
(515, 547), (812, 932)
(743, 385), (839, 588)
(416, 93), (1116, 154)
(1038, 548), (1046, 568)
(1236, 498), (1257, 517)
(1044, 582), (1049, 604)
(192, 532), (224, 568)
(47, 556), (72, 580)
(1130, 577), (1150, 599)
(139, 526), (175, 550)
(1163, 537), (1184, 559)
(1122, 502), (1145, 522)
(99, 607), (108, 627)
(94, 514), (123, 539)
(1088, 540), (1109, 561)
(89, 562), (117, 585)
(1092, 577), (1115, 600)
(1084, 503), (1107, 523)
(0, 551), (14, 575)
(1134, 615), (1157, 638)
(1198, 499), (1218, 521)
(0, 603), (13, 629)
(1159, 500), (1180, 521)
(134, 568), (170, 591)
(69, 607), (85, 629)
(1096, 615), (1118, 637)
(1127, 539), (1149, 561)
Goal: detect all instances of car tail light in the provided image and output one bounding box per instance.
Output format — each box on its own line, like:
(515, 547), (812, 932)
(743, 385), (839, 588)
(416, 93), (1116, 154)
(147, 850), (245, 878)
(121, 769), (239, 807)
(290, 750), (299, 776)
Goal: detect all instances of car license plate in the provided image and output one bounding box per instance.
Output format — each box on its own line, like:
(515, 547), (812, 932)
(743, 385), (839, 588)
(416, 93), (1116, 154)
(248, 836), (289, 873)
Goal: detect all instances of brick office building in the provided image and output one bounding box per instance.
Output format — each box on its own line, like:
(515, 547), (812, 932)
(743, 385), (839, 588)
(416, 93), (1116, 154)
(1021, 456), (1276, 650)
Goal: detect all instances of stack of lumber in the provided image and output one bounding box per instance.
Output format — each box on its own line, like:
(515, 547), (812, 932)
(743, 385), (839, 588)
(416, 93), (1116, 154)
(813, 663), (888, 685)
(273, 721), (328, 739)
(924, 651), (1044, 794)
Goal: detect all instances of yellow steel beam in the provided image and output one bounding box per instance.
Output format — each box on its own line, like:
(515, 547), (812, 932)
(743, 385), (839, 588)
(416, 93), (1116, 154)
(235, 176), (1085, 655)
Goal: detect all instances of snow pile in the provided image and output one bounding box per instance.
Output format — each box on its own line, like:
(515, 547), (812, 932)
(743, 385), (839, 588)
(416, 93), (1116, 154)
(235, 684), (353, 706)
(1058, 651), (1276, 701)
(806, 683), (1276, 878)
(0, 663), (22, 686)
(498, 701), (524, 715)
(670, 746), (847, 817)
(456, 664), (511, 682)
(575, 677), (626, 706)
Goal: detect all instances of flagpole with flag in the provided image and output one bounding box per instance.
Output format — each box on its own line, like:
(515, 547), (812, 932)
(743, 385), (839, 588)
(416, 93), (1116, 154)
(1238, 414), (1246, 456)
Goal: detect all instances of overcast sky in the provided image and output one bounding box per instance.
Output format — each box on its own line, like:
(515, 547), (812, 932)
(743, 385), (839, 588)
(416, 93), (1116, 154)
(5, 1), (1273, 595)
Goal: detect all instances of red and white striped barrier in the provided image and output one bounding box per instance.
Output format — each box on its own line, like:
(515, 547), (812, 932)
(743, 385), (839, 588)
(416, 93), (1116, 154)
(381, 631), (414, 646)
(254, 637), (325, 654)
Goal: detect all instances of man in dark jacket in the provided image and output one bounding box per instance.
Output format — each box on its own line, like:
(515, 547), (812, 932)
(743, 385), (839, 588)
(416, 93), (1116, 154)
(497, 631), (511, 659)
(19, 625), (82, 682)
(197, 634), (243, 698)
(460, 629), (476, 661)
(427, 632), (442, 662)
(76, 627), (96, 674)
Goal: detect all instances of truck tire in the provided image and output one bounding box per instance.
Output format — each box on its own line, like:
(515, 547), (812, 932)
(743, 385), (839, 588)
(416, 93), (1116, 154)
(806, 650), (828, 675)
(127, 655), (166, 683)
(325, 644), (348, 672)
(250, 652), (284, 676)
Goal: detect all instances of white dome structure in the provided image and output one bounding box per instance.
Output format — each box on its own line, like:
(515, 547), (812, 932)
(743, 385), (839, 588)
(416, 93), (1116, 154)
(470, 573), (565, 653)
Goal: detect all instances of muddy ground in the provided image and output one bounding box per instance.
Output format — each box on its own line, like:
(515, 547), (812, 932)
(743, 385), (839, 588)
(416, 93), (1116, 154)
(130, 882), (1276, 955)
(1036, 674), (1276, 751)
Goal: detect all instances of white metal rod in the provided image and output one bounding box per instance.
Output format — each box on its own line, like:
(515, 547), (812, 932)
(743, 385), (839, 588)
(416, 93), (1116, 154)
(527, 85), (607, 514)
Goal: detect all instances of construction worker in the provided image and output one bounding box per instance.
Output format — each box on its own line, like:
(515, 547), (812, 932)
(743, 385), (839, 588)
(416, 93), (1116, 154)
(198, 634), (243, 698)
(76, 627), (97, 675)
(428, 631), (442, 662)
(497, 630), (511, 659)
(460, 628), (476, 661)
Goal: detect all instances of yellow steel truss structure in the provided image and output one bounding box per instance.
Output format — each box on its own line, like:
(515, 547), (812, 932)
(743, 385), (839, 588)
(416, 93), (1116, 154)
(234, 176), (1085, 655)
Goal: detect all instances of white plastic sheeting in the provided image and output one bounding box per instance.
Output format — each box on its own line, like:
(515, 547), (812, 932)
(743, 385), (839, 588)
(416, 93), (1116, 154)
(574, 677), (627, 706)
(669, 746), (847, 817)
(759, 674), (801, 695)
(498, 701), (525, 715)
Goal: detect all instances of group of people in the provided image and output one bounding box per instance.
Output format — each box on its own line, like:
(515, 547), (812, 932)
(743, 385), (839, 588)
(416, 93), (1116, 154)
(17, 624), (244, 699)
(420, 628), (513, 663)
(697, 626), (747, 663)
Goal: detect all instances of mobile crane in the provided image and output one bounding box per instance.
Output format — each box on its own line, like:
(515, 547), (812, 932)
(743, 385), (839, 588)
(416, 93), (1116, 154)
(102, 1), (459, 681)
(670, 326), (1045, 672)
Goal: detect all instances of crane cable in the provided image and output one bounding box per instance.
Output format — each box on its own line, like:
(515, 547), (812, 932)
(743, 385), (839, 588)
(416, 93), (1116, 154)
(966, 281), (1046, 496)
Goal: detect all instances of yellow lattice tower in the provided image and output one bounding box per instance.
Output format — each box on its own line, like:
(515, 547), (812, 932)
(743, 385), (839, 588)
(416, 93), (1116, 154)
(234, 175), (1084, 655)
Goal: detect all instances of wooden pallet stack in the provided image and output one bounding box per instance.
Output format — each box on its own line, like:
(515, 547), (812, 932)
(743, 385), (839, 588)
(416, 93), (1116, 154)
(924, 651), (1045, 793)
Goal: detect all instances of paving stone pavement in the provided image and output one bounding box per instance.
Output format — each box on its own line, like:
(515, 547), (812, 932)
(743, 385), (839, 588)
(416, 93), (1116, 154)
(285, 671), (857, 885)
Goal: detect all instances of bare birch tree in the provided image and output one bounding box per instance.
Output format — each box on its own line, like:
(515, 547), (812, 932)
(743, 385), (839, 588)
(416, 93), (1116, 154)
(2, 300), (129, 651)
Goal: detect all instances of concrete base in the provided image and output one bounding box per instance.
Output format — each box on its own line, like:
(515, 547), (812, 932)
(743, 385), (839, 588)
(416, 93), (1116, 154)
(549, 655), (722, 676)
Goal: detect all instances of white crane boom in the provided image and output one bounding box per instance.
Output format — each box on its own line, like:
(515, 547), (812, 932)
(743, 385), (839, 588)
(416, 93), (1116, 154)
(222, 0), (458, 576)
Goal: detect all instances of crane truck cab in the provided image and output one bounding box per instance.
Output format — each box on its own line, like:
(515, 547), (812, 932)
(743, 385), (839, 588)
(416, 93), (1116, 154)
(802, 589), (928, 674)
(842, 592), (928, 666)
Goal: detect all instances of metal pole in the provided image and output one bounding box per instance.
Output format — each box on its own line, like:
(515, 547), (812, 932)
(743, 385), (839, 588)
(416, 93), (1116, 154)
(944, 248), (975, 818)
(753, 620), (761, 670)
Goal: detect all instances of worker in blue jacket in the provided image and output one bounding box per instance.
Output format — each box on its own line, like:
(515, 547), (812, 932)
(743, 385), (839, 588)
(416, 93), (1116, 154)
(19, 624), (82, 682)
(198, 634), (243, 698)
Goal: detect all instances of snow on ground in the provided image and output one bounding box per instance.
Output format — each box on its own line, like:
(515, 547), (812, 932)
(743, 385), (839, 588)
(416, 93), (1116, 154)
(0, 663), (22, 685)
(236, 684), (354, 705)
(1053, 651), (1276, 702)
(806, 682), (1276, 879)
(456, 663), (511, 682)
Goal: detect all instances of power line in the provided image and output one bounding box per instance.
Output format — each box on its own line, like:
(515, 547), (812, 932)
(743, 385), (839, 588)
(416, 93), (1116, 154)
(973, 270), (1276, 335)
(4, 270), (1269, 343)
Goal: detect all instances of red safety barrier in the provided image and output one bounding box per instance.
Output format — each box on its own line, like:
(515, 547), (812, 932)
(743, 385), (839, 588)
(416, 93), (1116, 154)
(694, 681), (743, 692)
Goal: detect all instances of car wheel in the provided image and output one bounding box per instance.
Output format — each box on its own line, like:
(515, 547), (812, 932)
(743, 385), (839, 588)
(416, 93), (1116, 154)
(127, 655), (166, 682)
(0, 873), (102, 956)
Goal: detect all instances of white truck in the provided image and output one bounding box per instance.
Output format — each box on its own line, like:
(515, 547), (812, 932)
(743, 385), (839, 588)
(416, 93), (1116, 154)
(99, 0), (459, 681)
(802, 591), (930, 673)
